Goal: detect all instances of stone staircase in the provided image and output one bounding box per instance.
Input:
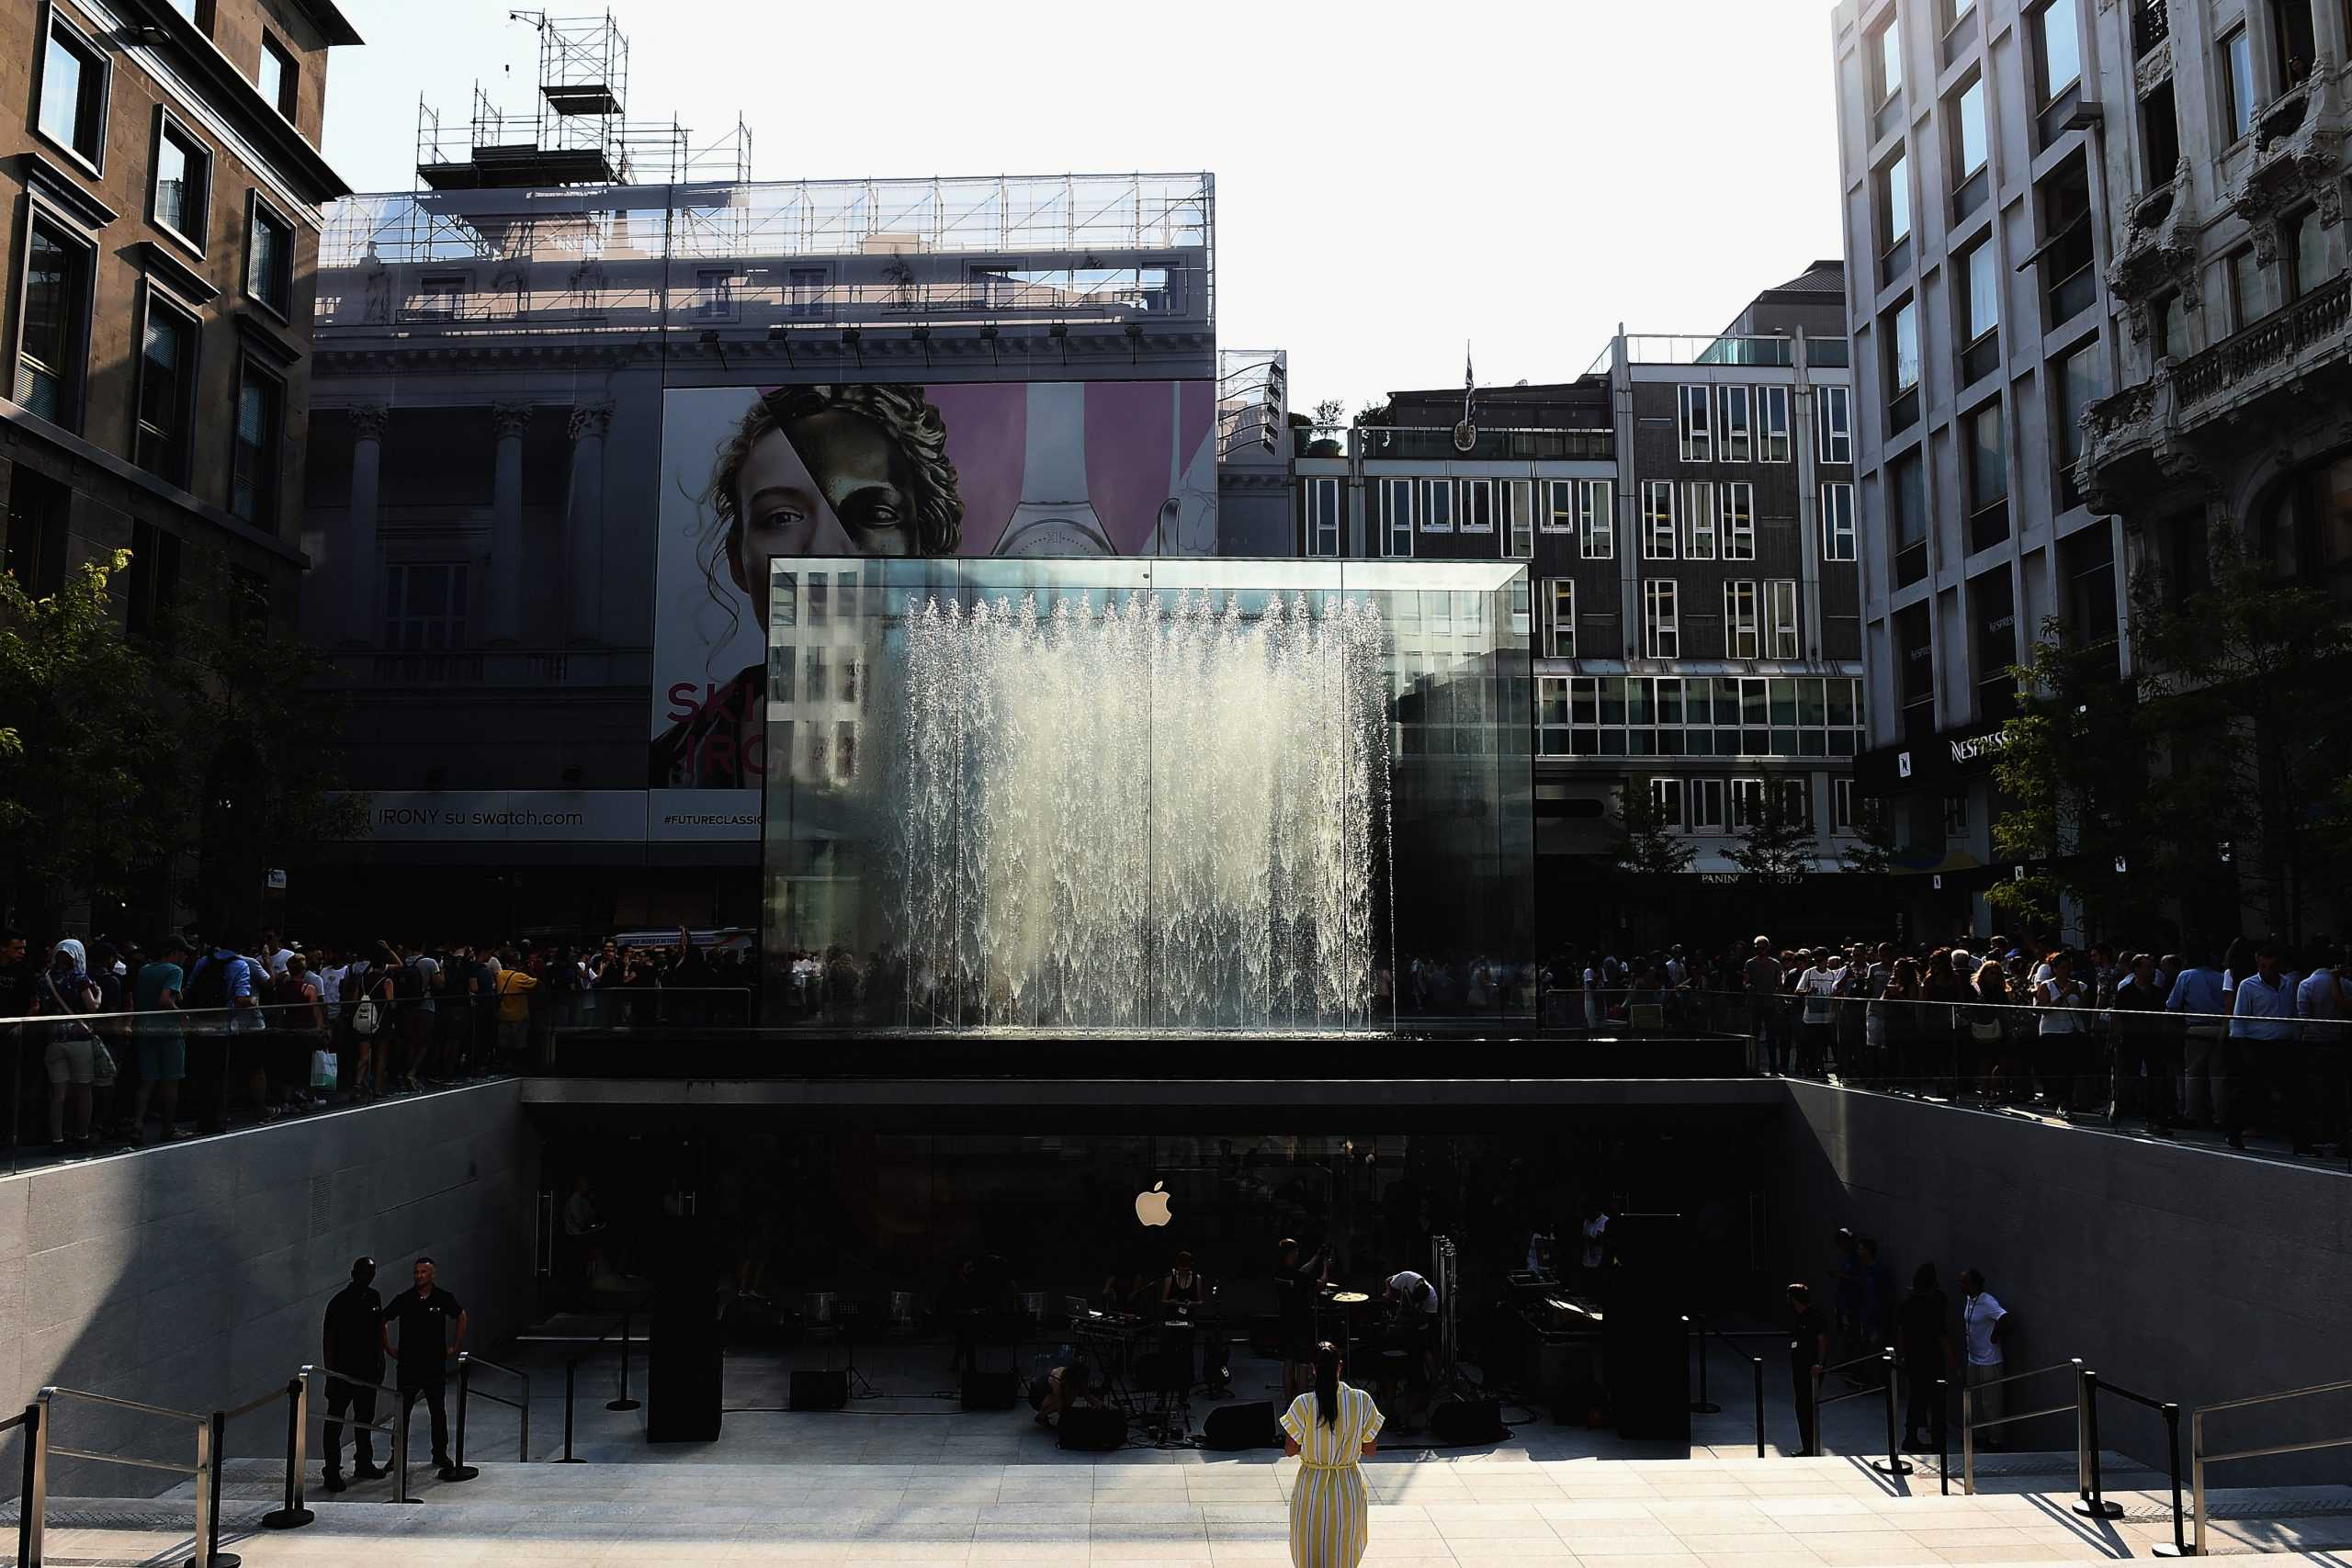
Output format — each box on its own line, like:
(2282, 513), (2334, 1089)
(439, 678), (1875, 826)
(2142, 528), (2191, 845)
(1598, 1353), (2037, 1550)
(8, 1452), (2352, 1564)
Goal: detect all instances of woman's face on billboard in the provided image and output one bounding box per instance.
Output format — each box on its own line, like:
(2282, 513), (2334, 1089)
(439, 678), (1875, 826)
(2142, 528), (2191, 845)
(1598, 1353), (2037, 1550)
(728, 411), (918, 624)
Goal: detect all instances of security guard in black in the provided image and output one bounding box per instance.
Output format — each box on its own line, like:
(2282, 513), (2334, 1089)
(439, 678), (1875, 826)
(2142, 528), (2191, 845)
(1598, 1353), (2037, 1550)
(321, 1257), (385, 1487)
(381, 1258), (467, 1472)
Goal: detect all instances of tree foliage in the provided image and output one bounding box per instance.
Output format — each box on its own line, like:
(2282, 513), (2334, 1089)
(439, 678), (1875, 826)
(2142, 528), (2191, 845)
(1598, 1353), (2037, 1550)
(1838, 795), (1902, 876)
(1728, 777), (1814, 888)
(1609, 781), (1696, 879)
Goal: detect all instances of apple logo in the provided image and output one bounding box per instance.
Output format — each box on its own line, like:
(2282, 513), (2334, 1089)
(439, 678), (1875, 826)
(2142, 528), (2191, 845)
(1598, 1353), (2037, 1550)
(1134, 1181), (1172, 1227)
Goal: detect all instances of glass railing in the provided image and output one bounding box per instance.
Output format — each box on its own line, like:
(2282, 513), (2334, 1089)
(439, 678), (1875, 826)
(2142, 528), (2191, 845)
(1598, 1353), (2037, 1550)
(1804, 337), (1851, 367)
(1624, 335), (1795, 367)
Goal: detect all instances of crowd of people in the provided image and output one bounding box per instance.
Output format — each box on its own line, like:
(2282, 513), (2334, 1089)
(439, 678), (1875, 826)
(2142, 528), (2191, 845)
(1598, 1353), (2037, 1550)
(1559, 932), (2349, 1156)
(0, 925), (760, 1156)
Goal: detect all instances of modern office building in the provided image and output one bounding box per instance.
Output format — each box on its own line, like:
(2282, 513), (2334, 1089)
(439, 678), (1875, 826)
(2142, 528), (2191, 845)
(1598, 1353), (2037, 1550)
(1277, 266), (1865, 944)
(1831, 0), (2132, 937)
(4, 0), (358, 921)
(295, 19), (1216, 936)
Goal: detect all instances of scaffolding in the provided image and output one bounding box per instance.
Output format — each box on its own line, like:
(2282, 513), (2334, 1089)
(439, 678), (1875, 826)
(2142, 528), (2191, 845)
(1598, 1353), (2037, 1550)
(413, 11), (750, 191)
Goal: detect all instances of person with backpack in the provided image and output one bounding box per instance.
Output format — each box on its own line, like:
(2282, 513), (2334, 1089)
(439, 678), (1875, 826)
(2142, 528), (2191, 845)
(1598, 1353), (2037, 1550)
(390, 940), (436, 1094)
(336, 943), (396, 1102)
(40, 938), (104, 1151)
(183, 936), (258, 1134)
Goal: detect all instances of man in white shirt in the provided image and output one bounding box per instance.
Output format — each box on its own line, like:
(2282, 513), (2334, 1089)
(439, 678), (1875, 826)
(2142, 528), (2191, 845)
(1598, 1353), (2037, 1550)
(1793, 951), (1845, 1077)
(1959, 1269), (2011, 1449)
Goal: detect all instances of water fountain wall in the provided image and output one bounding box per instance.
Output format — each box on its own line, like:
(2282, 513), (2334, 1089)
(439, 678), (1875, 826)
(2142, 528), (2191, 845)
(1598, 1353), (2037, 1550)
(760, 559), (1533, 1034)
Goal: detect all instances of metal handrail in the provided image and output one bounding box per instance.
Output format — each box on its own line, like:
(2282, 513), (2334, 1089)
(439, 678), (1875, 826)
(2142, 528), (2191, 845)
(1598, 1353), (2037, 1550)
(2185, 1378), (2352, 1555)
(40, 1385), (206, 1425)
(300, 1364), (420, 1507)
(451, 1351), (530, 1472)
(26, 1386), (229, 1568)
(1961, 1359), (2086, 1496)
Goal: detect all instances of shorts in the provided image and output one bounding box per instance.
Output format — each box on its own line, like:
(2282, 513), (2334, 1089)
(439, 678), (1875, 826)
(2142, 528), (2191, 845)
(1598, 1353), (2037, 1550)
(139, 1035), (187, 1082)
(45, 1034), (96, 1086)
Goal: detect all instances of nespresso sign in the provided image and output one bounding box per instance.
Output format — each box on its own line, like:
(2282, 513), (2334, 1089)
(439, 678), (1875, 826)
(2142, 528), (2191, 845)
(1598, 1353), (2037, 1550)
(1949, 728), (2013, 765)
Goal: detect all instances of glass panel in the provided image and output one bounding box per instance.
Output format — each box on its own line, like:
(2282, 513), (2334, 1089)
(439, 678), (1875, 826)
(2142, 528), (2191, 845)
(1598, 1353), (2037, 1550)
(39, 33), (87, 152)
(2041, 0), (2082, 96)
(761, 558), (1534, 1033)
(1958, 78), (1988, 174)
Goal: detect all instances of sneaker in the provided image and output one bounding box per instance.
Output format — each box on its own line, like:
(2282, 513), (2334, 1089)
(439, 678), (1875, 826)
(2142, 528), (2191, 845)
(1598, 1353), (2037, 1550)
(322, 1472), (346, 1494)
(352, 1463), (386, 1480)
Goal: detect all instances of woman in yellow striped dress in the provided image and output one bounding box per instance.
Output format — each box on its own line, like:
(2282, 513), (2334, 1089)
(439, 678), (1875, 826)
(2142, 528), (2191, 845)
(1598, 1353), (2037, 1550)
(1281, 1342), (1384, 1568)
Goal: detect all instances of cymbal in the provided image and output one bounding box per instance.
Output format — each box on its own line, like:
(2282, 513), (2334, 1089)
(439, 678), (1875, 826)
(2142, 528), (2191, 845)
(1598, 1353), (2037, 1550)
(1330, 1291), (1371, 1304)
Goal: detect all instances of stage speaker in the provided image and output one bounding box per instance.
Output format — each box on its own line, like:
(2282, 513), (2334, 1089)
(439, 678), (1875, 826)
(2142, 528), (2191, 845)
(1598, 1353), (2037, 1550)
(961, 1370), (1020, 1410)
(1430, 1397), (1506, 1446)
(788, 1370), (848, 1412)
(1057, 1405), (1127, 1451)
(1607, 1306), (1692, 1444)
(646, 1220), (722, 1442)
(1203, 1401), (1283, 1451)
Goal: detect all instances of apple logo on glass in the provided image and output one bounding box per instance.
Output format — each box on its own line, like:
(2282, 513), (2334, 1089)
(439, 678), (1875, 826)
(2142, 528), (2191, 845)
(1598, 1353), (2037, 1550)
(1134, 1181), (1172, 1227)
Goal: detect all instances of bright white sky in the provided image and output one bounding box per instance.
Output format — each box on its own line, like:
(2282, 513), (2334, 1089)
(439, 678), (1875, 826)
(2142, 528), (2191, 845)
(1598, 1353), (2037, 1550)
(322, 0), (1846, 417)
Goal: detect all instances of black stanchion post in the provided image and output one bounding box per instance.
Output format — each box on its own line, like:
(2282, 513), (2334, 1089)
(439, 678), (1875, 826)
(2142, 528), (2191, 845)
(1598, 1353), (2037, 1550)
(607, 1312), (639, 1413)
(558, 1359), (583, 1462)
(17, 1401), (40, 1568)
(187, 1409), (240, 1568)
(444, 1355), (479, 1483)
(1938, 1378), (1950, 1495)
(1872, 1350), (1915, 1475)
(1690, 1317), (1720, 1415)
(2154, 1402), (2188, 1557)
(261, 1375), (313, 1529)
(1751, 1358), (1764, 1459)
(2072, 1371), (2122, 1519)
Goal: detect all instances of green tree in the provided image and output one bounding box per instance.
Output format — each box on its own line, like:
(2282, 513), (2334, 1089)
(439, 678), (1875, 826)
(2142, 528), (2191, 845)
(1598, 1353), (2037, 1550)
(0, 550), (175, 927)
(1727, 777), (1814, 889)
(1837, 795), (1902, 876)
(1606, 781), (1693, 948)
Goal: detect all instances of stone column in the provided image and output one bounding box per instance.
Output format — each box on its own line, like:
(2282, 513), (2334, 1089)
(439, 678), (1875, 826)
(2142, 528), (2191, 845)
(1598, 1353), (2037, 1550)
(564, 400), (613, 645)
(488, 400), (532, 645)
(345, 403), (388, 646)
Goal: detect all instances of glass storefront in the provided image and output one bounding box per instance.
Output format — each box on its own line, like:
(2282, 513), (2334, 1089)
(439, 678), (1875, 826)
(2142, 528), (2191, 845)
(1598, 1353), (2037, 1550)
(759, 558), (1535, 1033)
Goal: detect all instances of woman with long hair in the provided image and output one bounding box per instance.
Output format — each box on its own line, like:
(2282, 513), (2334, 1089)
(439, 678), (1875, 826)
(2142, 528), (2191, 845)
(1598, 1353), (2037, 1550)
(1281, 1341), (1384, 1568)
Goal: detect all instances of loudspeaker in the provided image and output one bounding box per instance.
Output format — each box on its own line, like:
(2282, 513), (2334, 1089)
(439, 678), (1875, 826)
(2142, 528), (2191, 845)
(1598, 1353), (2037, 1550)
(1606, 1305), (1692, 1443)
(961, 1370), (1020, 1410)
(1203, 1401), (1283, 1451)
(788, 1370), (848, 1412)
(1430, 1398), (1505, 1446)
(646, 1220), (722, 1442)
(1057, 1406), (1127, 1451)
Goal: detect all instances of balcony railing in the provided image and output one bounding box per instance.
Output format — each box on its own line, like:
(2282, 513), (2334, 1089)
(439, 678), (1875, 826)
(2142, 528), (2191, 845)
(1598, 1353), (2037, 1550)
(1360, 426), (1614, 461)
(1623, 334), (1794, 367)
(2173, 273), (2351, 409)
(2132, 0), (2169, 57)
(1804, 336), (1849, 367)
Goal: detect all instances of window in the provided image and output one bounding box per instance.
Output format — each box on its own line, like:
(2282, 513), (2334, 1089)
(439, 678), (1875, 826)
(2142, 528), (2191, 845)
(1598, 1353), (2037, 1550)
(1679, 480), (1718, 559)
(1725, 580), (1761, 659)
(15, 216), (94, 428)
(37, 11), (109, 168)
(2143, 81), (2180, 180)
(2273, 0), (2317, 85)
(2229, 245), (2265, 328)
(1758, 386), (1791, 462)
(1821, 482), (1858, 560)
(135, 289), (198, 483)
(1966, 401), (2009, 549)
(772, 645), (796, 704)
(1543, 675), (1867, 759)
(2286, 207), (2328, 301)
(169, 0), (216, 31)
(1544, 479), (1575, 534)
(1537, 675), (1575, 756)
(1722, 481), (1756, 559)
(417, 273), (464, 320)
(2052, 340), (2100, 482)
(1972, 563), (2018, 718)
(1692, 778), (1727, 831)
(1650, 777), (1687, 830)
(231, 363), (283, 525)
(2222, 28), (2254, 141)
(2036, 0), (2082, 100)
(788, 266), (826, 318)
(1767, 580), (1801, 660)
(1833, 778), (1857, 831)
(806, 649), (830, 704)
(1955, 77), (1989, 176)
(1384, 478), (1415, 557)
(1890, 299), (1921, 392)
(1677, 385), (1713, 461)
(1892, 449), (1929, 584)
(1643, 580), (1679, 659)
(1944, 795), (1971, 836)
(1421, 479), (1453, 534)
(1817, 386), (1852, 463)
(1460, 478), (1494, 534)
(246, 199), (295, 316)
(2039, 154), (2098, 327)
(1963, 240), (2000, 344)
(2155, 290), (2191, 359)
(1873, 18), (1904, 103)
(1882, 152), (1912, 248)
(1779, 778), (1812, 829)
(153, 118), (211, 250)
(1579, 480), (1615, 558)
(1505, 479), (1534, 558)
(1643, 482), (1677, 558)
(257, 33), (298, 118)
(5, 468), (71, 597)
(1732, 777), (1768, 828)
(1306, 477), (1340, 557)
(1719, 385), (1753, 461)
(122, 518), (183, 640)
(694, 268), (736, 321)
(1547, 579), (1576, 658)
(384, 562), (467, 650)
(1896, 602), (1936, 736)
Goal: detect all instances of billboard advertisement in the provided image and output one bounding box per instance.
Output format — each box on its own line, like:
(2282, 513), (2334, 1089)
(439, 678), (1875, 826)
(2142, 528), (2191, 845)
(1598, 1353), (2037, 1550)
(650, 379), (1216, 795)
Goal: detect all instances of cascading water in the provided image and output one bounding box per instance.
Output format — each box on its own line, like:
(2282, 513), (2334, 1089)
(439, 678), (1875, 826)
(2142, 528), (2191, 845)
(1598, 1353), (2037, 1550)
(897, 588), (1392, 1032)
